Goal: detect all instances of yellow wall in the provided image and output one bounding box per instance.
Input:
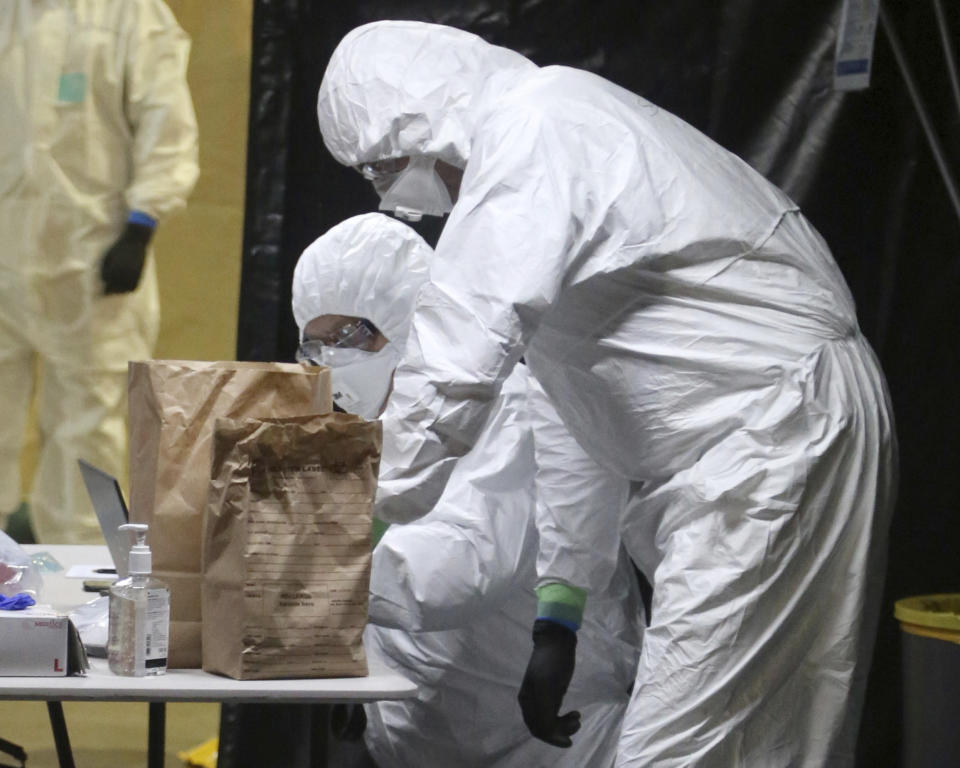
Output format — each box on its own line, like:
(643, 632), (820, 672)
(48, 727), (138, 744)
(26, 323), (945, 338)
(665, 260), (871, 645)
(19, 2), (252, 497)
(155, 0), (251, 360)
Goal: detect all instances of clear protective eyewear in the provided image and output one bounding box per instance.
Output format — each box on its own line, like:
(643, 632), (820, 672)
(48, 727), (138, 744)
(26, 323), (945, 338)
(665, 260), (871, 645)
(358, 156), (452, 222)
(357, 157), (409, 181)
(296, 318), (379, 364)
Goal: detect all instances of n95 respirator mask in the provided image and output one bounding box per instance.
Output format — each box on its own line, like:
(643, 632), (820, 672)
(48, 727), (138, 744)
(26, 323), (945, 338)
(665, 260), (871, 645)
(313, 345), (401, 419)
(374, 156), (453, 222)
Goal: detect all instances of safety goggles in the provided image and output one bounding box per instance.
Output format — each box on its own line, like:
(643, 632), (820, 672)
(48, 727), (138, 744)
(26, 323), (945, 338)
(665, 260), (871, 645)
(296, 318), (380, 364)
(356, 157), (410, 181)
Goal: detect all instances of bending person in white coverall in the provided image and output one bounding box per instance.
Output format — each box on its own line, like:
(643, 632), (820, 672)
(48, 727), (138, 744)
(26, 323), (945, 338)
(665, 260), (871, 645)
(292, 212), (643, 767)
(317, 21), (898, 767)
(0, 0), (198, 543)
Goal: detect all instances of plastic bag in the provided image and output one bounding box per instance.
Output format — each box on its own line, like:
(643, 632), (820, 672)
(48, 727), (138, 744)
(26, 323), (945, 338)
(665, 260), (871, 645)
(0, 530), (42, 599)
(68, 595), (109, 657)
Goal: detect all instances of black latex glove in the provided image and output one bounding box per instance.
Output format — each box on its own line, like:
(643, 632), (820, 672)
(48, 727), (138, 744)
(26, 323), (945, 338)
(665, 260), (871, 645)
(331, 702), (367, 742)
(518, 618), (581, 747)
(100, 221), (153, 294)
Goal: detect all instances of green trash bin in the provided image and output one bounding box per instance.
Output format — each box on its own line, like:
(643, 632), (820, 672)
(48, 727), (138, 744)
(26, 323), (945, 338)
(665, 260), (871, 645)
(894, 594), (960, 768)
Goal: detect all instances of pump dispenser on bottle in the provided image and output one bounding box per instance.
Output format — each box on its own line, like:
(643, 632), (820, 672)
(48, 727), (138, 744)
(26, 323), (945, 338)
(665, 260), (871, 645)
(108, 523), (170, 676)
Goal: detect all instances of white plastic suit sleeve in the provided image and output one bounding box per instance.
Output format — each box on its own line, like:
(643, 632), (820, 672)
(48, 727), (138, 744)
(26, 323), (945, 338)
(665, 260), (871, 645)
(375, 105), (587, 522)
(369, 517), (532, 631)
(527, 375), (628, 599)
(122, 0), (199, 220)
(369, 367), (537, 631)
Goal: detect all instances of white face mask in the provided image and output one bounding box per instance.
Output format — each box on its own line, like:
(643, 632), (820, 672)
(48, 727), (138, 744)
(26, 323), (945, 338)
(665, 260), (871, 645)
(375, 156), (453, 222)
(315, 345), (401, 419)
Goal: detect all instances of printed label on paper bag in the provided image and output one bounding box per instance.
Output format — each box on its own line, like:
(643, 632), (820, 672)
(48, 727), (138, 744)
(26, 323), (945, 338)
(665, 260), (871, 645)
(239, 463), (370, 678)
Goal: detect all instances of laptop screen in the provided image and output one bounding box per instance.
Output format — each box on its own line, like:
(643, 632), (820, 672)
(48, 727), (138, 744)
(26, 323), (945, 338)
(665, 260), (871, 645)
(77, 459), (131, 579)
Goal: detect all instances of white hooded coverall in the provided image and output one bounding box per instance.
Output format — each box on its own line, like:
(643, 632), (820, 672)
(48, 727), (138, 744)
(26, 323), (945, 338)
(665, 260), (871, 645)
(292, 213), (643, 768)
(317, 22), (898, 767)
(0, 0), (198, 542)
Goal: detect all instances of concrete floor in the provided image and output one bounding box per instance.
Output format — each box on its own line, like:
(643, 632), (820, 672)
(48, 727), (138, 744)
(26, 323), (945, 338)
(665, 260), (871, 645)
(0, 700), (219, 767)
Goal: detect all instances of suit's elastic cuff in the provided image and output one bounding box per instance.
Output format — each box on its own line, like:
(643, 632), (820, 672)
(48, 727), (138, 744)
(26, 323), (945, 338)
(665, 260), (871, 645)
(535, 582), (586, 631)
(128, 210), (157, 229)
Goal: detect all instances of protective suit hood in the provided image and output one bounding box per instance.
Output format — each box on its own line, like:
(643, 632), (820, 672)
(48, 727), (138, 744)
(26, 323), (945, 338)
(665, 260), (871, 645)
(317, 20), (537, 168)
(291, 212), (431, 352)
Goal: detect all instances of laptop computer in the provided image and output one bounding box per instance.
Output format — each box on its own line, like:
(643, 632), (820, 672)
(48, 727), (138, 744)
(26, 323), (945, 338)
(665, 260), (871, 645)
(77, 459), (131, 580)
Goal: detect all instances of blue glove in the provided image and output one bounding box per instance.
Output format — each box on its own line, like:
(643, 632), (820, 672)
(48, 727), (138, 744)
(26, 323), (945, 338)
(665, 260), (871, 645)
(0, 592), (36, 610)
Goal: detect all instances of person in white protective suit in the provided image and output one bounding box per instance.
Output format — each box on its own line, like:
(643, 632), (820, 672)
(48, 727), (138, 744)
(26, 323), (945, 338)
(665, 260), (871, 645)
(291, 212), (644, 768)
(0, 0), (198, 543)
(316, 21), (898, 767)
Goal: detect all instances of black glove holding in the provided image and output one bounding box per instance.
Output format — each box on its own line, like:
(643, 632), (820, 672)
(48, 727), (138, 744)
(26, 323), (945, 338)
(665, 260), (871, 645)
(100, 220), (153, 294)
(330, 702), (367, 742)
(518, 618), (581, 747)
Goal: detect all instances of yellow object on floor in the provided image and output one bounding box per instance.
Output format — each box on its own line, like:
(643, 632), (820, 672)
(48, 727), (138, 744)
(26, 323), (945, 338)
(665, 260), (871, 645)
(0, 701), (220, 768)
(178, 736), (218, 767)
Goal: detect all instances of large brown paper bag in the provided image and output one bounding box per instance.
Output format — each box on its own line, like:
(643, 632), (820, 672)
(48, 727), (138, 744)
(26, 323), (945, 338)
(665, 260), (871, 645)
(202, 413), (380, 680)
(128, 360), (331, 668)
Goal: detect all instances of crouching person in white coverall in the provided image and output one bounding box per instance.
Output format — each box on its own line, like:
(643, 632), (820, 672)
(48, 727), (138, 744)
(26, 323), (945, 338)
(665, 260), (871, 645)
(0, 0), (198, 542)
(292, 212), (644, 767)
(316, 21), (898, 767)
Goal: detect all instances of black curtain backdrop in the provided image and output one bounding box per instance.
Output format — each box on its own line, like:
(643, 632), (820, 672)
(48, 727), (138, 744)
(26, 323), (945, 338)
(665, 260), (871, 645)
(238, 2), (960, 764)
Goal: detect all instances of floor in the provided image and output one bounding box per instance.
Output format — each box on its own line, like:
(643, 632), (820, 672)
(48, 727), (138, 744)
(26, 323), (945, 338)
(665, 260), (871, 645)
(0, 700), (219, 767)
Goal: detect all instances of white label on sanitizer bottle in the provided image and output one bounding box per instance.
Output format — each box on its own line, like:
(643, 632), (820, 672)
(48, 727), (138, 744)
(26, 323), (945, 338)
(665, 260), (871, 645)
(144, 589), (169, 671)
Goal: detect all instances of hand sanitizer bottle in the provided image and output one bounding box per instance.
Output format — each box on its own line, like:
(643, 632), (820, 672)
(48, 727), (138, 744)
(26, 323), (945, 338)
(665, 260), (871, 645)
(108, 523), (170, 676)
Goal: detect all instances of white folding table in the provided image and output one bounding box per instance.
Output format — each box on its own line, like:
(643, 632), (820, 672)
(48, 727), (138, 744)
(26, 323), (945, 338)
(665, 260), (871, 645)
(0, 545), (416, 768)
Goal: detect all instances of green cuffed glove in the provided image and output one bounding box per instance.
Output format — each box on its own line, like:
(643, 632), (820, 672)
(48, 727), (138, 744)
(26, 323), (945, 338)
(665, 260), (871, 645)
(518, 618), (581, 747)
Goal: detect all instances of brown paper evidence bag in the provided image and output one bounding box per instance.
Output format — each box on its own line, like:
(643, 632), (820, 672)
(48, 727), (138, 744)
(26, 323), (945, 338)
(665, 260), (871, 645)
(203, 414), (380, 680)
(127, 360), (342, 669)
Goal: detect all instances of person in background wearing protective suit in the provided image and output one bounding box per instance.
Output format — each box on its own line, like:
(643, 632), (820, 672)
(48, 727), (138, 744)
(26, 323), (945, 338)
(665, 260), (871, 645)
(0, 0), (198, 543)
(292, 212), (644, 768)
(317, 21), (898, 767)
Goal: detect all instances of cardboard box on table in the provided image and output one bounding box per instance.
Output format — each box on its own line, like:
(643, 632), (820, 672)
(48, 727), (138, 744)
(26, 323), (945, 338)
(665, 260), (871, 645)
(0, 609), (88, 676)
(127, 360), (331, 668)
